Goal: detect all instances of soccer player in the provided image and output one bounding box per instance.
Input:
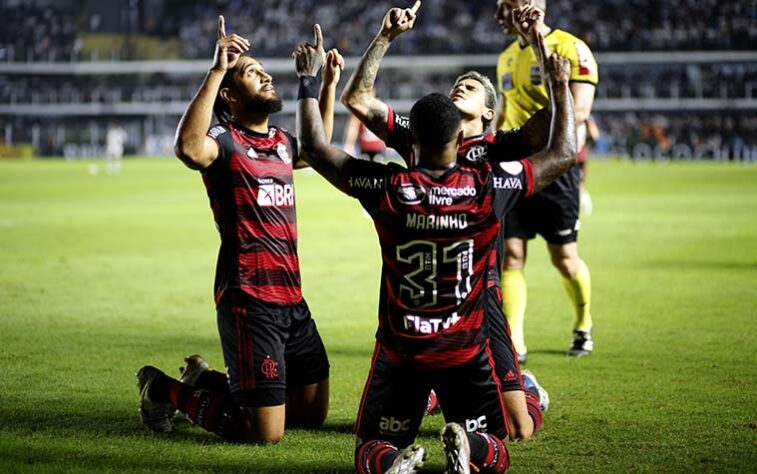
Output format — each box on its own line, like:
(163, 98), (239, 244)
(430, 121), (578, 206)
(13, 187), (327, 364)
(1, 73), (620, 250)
(340, 2), (551, 441)
(293, 14), (576, 474)
(495, 0), (599, 361)
(134, 17), (341, 444)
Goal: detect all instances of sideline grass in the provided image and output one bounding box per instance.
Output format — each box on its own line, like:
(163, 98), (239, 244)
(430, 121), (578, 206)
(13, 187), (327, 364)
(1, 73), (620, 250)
(0, 158), (755, 473)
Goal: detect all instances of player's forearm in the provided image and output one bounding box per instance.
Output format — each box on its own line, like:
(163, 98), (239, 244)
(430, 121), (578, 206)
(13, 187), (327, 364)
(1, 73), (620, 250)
(174, 69), (224, 162)
(319, 82), (337, 144)
(340, 36), (391, 140)
(530, 82), (577, 192)
(297, 96), (344, 188)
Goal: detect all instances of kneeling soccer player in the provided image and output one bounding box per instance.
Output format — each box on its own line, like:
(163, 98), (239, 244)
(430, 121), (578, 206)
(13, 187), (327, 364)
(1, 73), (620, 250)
(135, 19), (341, 444)
(293, 17), (576, 473)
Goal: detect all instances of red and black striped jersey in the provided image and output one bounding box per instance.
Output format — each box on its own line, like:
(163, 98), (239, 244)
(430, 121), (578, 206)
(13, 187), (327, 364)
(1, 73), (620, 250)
(385, 107), (534, 286)
(202, 122), (302, 306)
(342, 158), (534, 368)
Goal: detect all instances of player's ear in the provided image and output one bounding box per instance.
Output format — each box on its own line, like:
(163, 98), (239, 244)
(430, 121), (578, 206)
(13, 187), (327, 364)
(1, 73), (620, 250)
(483, 107), (496, 122)
(219, 87), (237, 106)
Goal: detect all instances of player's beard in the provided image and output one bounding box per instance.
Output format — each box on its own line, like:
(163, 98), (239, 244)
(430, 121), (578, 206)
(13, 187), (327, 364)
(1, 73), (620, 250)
(245, 93), (283, 115)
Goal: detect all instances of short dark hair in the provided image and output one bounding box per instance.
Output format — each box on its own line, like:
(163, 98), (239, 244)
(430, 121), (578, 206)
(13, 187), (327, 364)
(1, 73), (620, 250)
(410, 93), (462, 150)
(213, 63), (242, 124)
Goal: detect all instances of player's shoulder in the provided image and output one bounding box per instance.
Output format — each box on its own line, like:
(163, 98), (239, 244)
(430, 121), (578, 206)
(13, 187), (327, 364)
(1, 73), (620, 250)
(551, 30), (594, 54)
(208, 123), (231, 139)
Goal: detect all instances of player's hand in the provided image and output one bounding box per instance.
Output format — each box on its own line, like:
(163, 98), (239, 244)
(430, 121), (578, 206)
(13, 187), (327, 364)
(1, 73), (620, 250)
(511, 1), (544, 45)
(322, 48), (345, 87)
(211, 15), (250, 73)
(377, 1), (421, 41)
(293, 24), (326, 77)
(545, 53), (571, 86)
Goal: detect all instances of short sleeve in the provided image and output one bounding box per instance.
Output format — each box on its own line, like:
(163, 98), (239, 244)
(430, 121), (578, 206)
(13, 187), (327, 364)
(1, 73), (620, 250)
(206, 124), (234, 164)
(386, 107), (415, 166)
(559, 38), (599, 85)
(490, 159), (534, 217)
(341, 158), (392, 216)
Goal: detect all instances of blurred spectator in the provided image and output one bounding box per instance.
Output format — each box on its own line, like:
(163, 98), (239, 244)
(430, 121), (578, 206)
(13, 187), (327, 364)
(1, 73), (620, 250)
(2, 0), (755, 62)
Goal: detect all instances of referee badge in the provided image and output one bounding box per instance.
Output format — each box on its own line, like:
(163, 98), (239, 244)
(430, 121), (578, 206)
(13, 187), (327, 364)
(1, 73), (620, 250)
(530, 66), (542, 86)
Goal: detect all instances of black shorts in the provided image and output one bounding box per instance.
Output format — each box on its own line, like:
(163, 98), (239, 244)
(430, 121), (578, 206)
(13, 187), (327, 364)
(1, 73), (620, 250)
(216, 292), (330, 408)
(485, 286), (524, 393)
(354, 342), (509, 448)
(504, 178), (580, 245)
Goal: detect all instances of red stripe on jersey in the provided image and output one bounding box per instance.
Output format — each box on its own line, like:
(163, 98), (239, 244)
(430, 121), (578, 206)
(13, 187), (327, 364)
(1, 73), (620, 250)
(238, 218), (298, 242)
(239, 284), (302, 305)
(387, 108), (395, 133)
(413, 344), (482, 368)
(239, 251), (299, 273)
(521, 159), (535, 197)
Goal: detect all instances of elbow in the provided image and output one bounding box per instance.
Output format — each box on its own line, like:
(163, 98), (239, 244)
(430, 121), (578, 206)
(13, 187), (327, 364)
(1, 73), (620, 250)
(173, 144), (204, 171)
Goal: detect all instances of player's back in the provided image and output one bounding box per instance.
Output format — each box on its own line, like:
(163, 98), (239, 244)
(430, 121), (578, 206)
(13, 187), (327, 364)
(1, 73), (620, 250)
(344, 159), (531, 367)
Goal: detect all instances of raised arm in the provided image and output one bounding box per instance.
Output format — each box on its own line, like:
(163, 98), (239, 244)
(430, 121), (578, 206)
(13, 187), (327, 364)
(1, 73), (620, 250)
(527, 35), (576, 193)
(174, 16), (249, 170)
(311, 24), (345, 144)
(294, 28), (355, 190)
(507, 6), (575, 190)
(340, 1), (421, 141)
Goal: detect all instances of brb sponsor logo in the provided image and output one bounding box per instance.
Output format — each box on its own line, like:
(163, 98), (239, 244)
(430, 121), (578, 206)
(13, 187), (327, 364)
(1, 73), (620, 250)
(257, 183), (294, 207)
(379, 416), (411, 434)
(465, 415), (488, 432)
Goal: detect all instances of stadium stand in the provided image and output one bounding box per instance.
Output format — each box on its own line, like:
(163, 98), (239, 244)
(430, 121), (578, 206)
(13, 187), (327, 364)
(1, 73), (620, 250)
(0, 0), (754, 160)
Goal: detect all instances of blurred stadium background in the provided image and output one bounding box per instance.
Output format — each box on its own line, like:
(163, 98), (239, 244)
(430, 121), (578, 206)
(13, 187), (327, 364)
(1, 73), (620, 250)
(1, 0), (755, 161)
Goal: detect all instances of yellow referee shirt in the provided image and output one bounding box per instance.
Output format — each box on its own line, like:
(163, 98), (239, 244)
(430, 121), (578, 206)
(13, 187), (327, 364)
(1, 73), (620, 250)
(497, 30), (598, 130)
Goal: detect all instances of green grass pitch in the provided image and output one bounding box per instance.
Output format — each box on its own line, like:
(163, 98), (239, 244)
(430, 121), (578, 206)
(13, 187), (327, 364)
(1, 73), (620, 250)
(0, 157), (755, 473)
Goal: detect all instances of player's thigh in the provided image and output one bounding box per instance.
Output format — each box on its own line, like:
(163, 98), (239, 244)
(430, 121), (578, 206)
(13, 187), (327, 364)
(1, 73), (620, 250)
(434, 343), (509, 440)
(536, 190), (580, 248)
(283, 299), (330, 425)
(355, 343), (430, 448)
(216, 293), (289, 409)
(485, 287), (524, 392)
(240, 404), (286, 444)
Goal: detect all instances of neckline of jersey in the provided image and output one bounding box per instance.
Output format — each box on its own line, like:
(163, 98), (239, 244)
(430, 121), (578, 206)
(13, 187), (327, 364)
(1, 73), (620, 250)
(414, 164), (460, 182)
(230, 121), (272, 138)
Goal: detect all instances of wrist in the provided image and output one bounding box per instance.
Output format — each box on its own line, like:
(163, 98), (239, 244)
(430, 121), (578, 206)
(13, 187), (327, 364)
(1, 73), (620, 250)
(298, 75), (322, 100)
(374, 33), (393, 44)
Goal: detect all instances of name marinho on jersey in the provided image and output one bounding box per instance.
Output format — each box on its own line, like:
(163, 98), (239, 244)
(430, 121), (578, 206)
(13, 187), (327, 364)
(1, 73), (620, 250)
(406, 212), (468, 230)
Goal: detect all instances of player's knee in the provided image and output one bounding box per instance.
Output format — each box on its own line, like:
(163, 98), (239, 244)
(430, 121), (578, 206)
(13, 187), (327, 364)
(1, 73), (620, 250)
(243, 422), (285, 444)
(551, 257), (576, 277)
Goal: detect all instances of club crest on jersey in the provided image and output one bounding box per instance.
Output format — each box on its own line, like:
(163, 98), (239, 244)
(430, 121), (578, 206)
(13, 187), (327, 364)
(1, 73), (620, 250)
(397, 184), (426, 205)
(500, 72), (513, 90)
(466, 145), (488, 163)
(247, 147), (258, 159)
(275, 143), (291, 164)
(530, 66), (542, 86)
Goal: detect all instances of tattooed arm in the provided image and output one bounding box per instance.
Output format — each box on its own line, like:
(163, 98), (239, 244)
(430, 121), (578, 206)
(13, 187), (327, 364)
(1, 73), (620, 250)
(340, 1), (421, 141)
(525, 32), (577, 192)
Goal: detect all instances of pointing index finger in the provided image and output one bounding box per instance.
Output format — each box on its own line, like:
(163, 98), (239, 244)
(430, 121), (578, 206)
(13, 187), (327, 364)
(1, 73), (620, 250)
(314, 24), (323, 51)
(218, 15), (226, 39)
(410, 1), (421, 14)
